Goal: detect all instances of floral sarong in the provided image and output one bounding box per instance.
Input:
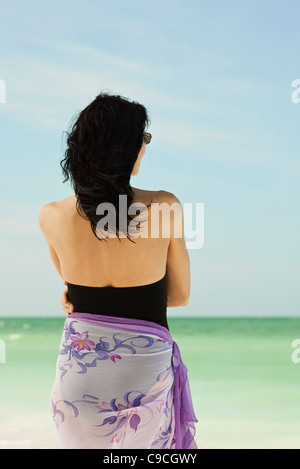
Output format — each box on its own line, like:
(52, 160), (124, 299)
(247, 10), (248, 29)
(50, 312), (198, 449)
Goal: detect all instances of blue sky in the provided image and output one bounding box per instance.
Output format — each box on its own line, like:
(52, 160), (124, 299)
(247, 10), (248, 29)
(0, 0), (299, 317)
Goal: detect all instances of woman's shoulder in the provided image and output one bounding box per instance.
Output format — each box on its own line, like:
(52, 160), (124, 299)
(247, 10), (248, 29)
(38, 196), (74, 228)
(38, 190), (182, 228)
(39, 196), (67, 212)
(132, 187), (180, 206)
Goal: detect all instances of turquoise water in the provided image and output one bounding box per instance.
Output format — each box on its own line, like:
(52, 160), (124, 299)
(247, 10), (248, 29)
(0, 317), (299, 449)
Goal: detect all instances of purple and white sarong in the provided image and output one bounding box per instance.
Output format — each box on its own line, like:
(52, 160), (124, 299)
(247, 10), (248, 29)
(50, 312), (198, 449)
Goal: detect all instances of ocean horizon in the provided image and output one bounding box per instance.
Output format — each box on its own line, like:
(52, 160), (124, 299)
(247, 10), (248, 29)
(0, 316), (299, 449)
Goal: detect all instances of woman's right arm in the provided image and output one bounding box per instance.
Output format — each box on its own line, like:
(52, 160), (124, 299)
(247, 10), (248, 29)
(160, 191), (191, 307)
(61, 281), (74, 316)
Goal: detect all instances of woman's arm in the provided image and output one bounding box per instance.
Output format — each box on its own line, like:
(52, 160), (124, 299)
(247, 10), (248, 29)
(38, 203), (63, 279)
(38, 203), (74, 315)
(61, 281), (74, 316)
(161, 191), (191, 307)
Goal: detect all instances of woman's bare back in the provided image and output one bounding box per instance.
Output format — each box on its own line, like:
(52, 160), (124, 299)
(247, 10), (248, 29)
(49, 187), (170, 287)
(40, 187), (190, 306)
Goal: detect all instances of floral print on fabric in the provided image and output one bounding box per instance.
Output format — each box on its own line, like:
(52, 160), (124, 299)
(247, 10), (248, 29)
(50, 316), (197, 449)
(59, 320), (156, 381)
(51, 388), (175, 448)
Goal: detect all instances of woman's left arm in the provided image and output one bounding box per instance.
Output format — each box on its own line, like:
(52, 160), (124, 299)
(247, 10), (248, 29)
(38, 203), (63, 279)
(38, 203), (74, 316)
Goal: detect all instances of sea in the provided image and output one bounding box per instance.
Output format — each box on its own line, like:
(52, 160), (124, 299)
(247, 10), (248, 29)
(0, 317), (299, 449)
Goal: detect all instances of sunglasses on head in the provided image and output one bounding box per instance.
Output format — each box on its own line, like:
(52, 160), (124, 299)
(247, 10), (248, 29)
(143, 132), (152, 145)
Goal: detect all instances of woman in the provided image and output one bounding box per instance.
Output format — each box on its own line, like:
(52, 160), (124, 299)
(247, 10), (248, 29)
(38, 92), (198, 449)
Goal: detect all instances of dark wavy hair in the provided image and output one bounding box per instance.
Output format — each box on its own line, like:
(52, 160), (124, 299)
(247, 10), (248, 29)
(60, 92), (151, 243)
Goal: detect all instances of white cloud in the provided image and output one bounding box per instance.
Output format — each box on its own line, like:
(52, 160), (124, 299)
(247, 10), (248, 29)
(48, 42), (155, 75)
(0, 50), (196, 131)
(0, 201), (42, 237)
(0, 216), (40, 237)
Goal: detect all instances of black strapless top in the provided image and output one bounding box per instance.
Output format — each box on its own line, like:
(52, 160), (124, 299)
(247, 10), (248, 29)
(66, 272), (168, 330)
